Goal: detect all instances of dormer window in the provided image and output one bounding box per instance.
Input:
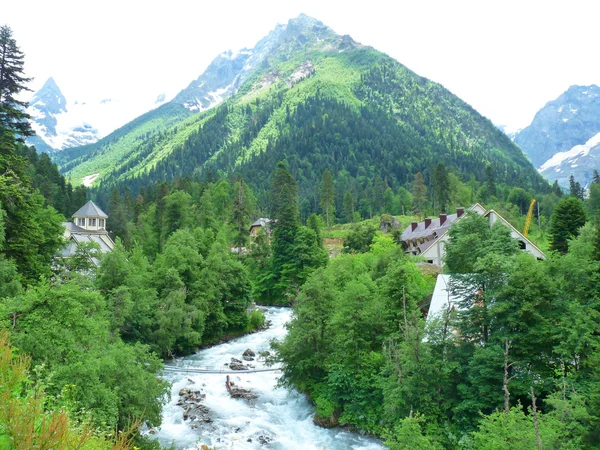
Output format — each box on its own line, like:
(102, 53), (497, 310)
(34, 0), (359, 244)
(89, 218), (97, 227)
(99, 219), (105, 228)
(77, 218), (85, 227)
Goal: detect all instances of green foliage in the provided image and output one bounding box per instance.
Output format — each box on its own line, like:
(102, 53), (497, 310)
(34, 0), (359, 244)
(549, 196), (587, 254)
(0, 277), (169, 430)
(384, 416), (443, 450)
(0, 332), (139, 450)
(342, 223), (376, 253)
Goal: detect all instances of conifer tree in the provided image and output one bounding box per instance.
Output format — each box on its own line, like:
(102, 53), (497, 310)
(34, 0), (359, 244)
(343, 190), (355, 223)
(485, 164), (497, 199)
(411, 172), (427, 218)
(230, 176), (253, 248)
(271, 162), (301, 299)
(549, 196), (587, 254)
(0, 25), (32, 139)
(320, 169), (335, 229)
(569, 175), (584, 200)
(433, 163), (450, 212)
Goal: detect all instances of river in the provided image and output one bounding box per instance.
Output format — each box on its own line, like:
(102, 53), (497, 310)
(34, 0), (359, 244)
(150, 307), (386, 449)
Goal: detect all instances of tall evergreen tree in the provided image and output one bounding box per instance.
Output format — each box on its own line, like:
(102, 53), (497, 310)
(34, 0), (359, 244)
(271, 162), (301, 299)
(343, 190), (355, 223)
(230, 176), (252, 248)
(485, 164), (497, 199)
(0, 25), (32, 139)
(433, 163), (450, 212)
(593, 170), (600, 185)
(569, 175), (584, 200)
(549, 196), (587, 254)
(320, 169), (335, 229)
(551, 180), (563, 197)
(411, 172), (427, 218)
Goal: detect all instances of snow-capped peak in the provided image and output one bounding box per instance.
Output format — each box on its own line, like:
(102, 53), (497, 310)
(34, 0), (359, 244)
(539, 132), (600, 172)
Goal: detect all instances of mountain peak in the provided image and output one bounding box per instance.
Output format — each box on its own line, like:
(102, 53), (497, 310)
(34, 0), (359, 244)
(30, 76), (67, 116)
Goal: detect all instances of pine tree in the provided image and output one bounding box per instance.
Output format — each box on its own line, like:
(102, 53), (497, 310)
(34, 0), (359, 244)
(569, 175), (584, 200)
(343, 190), (355, 223)
(0, 25), (32, 139)
(412, 172), (427, 218)
(271, 162), (301, 300)
(230, 176), (252, 248)
(549, 197), (587, 254)
(593, 170), (600, 185)
(320, 169), (335, 229)
(485, 164), (497, 199)
(552, 180), (563, 197)
(433, 163), (450, 212)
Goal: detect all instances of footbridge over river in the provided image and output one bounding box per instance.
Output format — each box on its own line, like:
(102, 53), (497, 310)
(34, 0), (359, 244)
(162, 365), (282, 375)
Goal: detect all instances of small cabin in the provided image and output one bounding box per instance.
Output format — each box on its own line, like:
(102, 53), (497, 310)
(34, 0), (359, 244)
(249, 218), (274, 238)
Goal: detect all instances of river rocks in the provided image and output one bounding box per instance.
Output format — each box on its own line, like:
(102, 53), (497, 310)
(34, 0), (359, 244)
(226, 375), (258, 400)
(242, 348), (256, 361)
(229, 357), (250, 370)
(178, 386), (211, 425)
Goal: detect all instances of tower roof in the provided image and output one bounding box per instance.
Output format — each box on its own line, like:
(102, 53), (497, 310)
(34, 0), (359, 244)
(72, 200), (108, 218)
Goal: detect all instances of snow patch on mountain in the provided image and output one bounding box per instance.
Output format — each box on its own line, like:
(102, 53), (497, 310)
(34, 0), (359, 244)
(27, 78), (170, 152)
(539, 132), (600, 173)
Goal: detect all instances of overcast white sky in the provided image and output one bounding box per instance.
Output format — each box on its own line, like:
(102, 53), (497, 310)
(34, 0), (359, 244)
(4, 0), (600, 130)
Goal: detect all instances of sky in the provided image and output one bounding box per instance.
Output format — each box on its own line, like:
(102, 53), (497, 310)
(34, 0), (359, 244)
(4, 0), (600, 131)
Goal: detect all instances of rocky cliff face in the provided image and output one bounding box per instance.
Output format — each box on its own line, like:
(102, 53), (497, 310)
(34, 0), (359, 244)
(514, 85), (600, 168)
(172, 14), (337, 112)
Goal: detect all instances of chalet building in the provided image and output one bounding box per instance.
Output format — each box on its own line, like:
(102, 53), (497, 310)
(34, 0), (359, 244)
(59, 201), (115, 265)
(249, 218), (274, 239)
(400, 203), (545, 266)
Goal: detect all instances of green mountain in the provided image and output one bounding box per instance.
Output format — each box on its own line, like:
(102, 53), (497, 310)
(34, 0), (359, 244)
(58, 14), (548, 206)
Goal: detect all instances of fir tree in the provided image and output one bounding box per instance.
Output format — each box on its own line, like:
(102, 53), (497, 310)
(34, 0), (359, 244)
(569, 175), (584, 200)
(411, 172), (427, 218)
(433, 163), (450, 212)
(270, 162), (301, 299)
(549, 196), (587, 254)
(0, 25), (32, 139)
(320, 169), (335, 229)
(230, 176), (252, 249)
(343, 190), (355, 223)
(485, 164), (497, 199)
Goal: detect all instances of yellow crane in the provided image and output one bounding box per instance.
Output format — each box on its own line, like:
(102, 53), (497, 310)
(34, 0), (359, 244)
(523, 199), (536, 237)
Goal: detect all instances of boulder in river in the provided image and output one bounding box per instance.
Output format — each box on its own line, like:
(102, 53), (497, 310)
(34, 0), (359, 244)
(229, 357), (249, 370)
(243, 348), (256, 357)
(226, 375), (258, 400)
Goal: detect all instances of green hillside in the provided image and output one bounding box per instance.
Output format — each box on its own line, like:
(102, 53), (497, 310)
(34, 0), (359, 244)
(60, 18), (549, 207)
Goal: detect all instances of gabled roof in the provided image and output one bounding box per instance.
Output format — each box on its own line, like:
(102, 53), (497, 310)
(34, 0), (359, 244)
(249, 218), (274, 230)
(72, 200), (108, 218)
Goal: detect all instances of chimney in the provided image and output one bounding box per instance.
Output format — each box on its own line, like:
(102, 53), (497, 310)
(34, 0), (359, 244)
(424, 218), (432, 228)
(456, 207), (465, 217)
(439, 214), (447, 225)
(411, 222), (418, 231)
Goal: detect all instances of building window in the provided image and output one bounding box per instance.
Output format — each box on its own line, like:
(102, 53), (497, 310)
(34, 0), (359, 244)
(99, 219), (105, 228)
(89, 218), (96, 227)
(77, 218), (85, 226)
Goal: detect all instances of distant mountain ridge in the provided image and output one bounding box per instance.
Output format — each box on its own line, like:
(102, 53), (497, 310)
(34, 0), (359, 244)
(512, 84), (600, 187)
(515, 84), (600, 168)
(57, 14), (548, 201)
(27, 78), (169, 153)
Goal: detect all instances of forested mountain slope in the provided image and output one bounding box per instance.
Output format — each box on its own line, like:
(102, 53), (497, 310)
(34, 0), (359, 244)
(60, 15), (548, 205)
